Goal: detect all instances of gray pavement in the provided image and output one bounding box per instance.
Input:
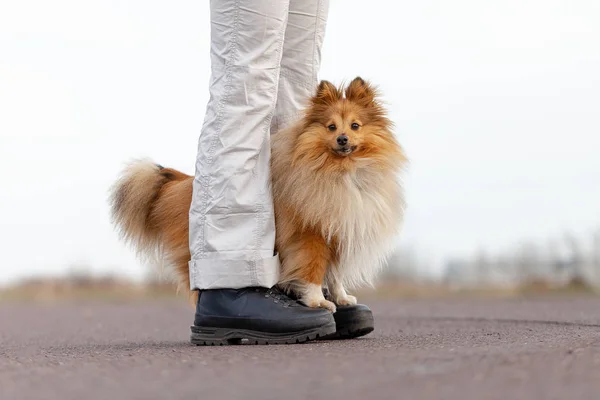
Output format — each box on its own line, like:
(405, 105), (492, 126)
(1, 296), (600, 400)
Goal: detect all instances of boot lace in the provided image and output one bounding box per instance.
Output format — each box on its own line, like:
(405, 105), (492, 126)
(261, 287), (298, 307)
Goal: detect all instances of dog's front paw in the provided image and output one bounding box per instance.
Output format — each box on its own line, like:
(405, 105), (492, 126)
(303, 297), (337, 313)
(335, 294), (357, 306)
(299, 283), (337, 312)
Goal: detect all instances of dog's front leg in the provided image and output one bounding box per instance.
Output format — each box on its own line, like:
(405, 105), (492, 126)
(279, 234), (336, 313)
(326, 268), (357, 306)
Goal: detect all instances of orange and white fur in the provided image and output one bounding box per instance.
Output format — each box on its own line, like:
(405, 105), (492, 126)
(110, 77), (406, 312)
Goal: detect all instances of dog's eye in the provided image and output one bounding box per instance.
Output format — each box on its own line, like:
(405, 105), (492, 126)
(351, 123), (360, 131)
(328, 124), (337, 131)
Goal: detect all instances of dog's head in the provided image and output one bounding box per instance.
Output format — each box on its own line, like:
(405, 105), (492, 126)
(295, 77), (404, 171)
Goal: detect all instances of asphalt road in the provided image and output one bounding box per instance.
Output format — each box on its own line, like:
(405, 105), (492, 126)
(2, 296), (600, 400)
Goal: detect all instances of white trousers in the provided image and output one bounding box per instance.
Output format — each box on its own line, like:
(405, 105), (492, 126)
(189, 0), (330, 289)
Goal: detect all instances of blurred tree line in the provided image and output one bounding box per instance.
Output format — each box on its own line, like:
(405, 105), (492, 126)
(384, 228), (600, 290)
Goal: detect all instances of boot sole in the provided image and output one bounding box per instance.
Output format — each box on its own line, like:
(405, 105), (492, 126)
(190, 321), (336, 346)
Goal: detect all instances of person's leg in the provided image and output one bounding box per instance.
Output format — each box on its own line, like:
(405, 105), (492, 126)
(190, 0), (285, 290)
(273, 0), (375, 339)
(190, 0), (335, 345)
(271, 0), (329, 134)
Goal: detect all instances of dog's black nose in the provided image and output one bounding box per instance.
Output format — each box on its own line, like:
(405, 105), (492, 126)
(336, 135), (348, 146)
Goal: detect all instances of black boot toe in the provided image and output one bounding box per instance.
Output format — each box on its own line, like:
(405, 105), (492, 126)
(191, 287), (336, 345)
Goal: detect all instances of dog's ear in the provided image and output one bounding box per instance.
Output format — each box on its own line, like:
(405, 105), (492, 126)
(345, 77), (377, 106)
(312, 80), (342, 105)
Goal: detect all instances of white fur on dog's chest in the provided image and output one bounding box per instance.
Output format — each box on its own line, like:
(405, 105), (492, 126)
(326, 170), (403, 288)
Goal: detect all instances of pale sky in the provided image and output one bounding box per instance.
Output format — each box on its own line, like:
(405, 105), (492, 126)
(1, 0), (599, 285)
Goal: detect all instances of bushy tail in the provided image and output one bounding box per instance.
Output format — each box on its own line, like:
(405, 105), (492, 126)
(109, 159), (194, 297)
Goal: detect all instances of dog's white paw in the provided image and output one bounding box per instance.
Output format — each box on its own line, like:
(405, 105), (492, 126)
(301, 283), (337, 312)
(303, 297), (337, 313)
(335, 294), (357, 306)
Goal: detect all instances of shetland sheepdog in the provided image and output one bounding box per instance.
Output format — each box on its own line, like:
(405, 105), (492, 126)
(110, 77), (406, 312)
